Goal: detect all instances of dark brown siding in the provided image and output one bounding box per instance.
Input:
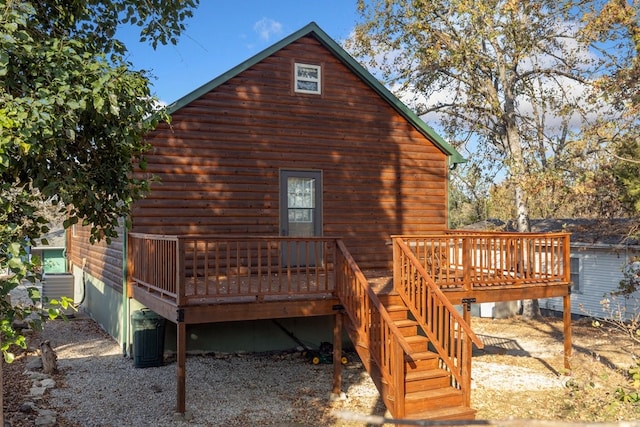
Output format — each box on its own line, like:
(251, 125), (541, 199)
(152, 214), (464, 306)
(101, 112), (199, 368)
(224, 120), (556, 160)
(68, 224), (124, 292)
(132, 34), (449, 269)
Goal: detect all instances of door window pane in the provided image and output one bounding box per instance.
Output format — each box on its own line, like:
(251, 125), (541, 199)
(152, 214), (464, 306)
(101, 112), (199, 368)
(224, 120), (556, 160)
(288, 177), (315, 223)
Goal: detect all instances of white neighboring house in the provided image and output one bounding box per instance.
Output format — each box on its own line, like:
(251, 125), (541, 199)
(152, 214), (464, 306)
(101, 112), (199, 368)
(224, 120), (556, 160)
(465, 219), (640, 320)
(536, 219), (640, 320)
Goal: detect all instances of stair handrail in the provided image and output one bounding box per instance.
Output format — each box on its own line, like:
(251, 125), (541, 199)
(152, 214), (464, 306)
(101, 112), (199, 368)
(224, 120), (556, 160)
(335, 239), (414, 417)
(392, 237), (484, 401)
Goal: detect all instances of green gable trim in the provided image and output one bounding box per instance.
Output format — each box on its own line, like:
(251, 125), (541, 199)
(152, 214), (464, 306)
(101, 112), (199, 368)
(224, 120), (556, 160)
(167, 22), (465, 164)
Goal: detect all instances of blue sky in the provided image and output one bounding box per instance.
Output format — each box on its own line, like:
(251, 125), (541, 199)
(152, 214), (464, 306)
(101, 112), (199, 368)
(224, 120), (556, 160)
(118, 1), (360, 105)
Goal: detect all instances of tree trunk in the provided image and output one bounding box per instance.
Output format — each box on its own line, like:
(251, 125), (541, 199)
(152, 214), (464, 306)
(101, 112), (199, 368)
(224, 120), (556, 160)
(506, 114), (541, 319)
(40, 340), (57, 374)
(522, 298), (542, 319)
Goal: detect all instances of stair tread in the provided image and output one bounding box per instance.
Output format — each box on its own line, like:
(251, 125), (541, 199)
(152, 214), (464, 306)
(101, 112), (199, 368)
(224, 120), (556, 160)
(405, 335), (428, 343)
(405, 368), (450, 382)
(385, 302), (409, 311)
(406, 405), (477, 421)
(394, 319), (418, 327)
(406, 386), (462, 401)
(385, 304), (409, 311)
(405, 351), (438, 361)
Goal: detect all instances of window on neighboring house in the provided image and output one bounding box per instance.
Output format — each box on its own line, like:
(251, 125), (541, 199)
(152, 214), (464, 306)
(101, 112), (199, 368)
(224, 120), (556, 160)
(294, 63), (321, 94)
(570, 256), (581, 293)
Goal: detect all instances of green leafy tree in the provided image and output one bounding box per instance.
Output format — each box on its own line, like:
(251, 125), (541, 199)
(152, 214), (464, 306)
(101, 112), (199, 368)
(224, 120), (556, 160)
(0, 0), (198, 364)
(347, 0), (634, 317)
(449, 162), (493, 228)
(611, 141), (640, 213)
(582, 0), (640, 214)
(348, 0), (596, 234)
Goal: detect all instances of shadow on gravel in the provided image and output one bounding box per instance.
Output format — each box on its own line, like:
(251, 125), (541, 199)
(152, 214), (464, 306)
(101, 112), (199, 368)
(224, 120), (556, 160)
(474, 333), (561, 377)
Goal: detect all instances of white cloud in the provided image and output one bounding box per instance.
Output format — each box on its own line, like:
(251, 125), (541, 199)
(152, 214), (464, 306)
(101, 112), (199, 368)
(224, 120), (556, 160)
(253, 18), (283, 42)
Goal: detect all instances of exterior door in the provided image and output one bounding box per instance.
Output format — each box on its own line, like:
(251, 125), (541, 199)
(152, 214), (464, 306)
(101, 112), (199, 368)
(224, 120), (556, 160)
(280, 170), (322, 266)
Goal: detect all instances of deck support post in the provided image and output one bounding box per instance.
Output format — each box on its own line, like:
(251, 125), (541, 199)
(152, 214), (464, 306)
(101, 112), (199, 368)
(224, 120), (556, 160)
(461, 300), (473, 406)
(176, 320), (187, 414)
(332, 311), (343, 395)
(563, 293), (572, 371)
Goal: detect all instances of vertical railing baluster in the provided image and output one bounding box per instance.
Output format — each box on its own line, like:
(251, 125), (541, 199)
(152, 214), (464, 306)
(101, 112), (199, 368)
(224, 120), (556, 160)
(246, 240), (252, 293)
(203, 240), (209, 295)
(257, 240), (263, 294)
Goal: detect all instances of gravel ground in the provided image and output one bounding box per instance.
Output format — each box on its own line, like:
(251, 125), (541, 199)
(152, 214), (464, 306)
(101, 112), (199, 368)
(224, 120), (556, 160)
(9, 281), (636, 426)
(40, 315), (385, 427)
(30, 313), (570, 427)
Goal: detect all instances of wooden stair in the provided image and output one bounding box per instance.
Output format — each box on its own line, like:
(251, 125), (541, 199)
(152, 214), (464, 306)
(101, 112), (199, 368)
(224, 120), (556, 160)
(353, 293), (476, 422)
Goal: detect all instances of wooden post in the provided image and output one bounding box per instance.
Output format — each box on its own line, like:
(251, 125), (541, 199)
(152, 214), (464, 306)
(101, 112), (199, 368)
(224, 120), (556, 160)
(176, 237), (185, 308)
(462, 304), (473, 406)
(563, 293), (572, 371)
(462, 237), (472, 291)
(392, 237), (401, 294)
(463, 303), (471, 328)
(332, 312), (343, 395)
(393, 339), (406, 418)
(563, 234), (572, 371)
(176, 319), (187, 414)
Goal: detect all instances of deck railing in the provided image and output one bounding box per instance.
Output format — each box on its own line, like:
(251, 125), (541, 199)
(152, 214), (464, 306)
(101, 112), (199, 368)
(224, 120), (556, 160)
(128, 233), (337, 305)
(128, 233), (179, 301)
(392, 237), (484, 406)
(396, 232), (571, 290)
(335, 240), (413, 418)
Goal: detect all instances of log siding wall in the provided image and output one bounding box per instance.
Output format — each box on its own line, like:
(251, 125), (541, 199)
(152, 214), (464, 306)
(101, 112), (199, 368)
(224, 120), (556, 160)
(131, 35), (449, 270)
(68, 224), (125, 292)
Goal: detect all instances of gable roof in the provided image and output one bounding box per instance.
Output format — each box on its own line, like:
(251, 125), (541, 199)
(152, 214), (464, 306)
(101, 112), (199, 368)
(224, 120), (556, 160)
(167, 22), (465, 164)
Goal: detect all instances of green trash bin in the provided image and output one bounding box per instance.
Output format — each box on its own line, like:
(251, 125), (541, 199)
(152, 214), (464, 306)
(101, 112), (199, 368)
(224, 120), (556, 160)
(131, 309), (166, 368)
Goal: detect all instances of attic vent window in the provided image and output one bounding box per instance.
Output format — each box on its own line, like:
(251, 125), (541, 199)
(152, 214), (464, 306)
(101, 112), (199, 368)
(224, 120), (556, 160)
(294, 63), (321, 94)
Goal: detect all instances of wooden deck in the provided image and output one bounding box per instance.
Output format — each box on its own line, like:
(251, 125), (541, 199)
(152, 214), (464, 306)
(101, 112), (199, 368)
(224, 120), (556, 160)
(127, 235), (342, 323)
(396, 231), (572, 304)
(126, 231), (572, 420)
(128, 232), (571, 323)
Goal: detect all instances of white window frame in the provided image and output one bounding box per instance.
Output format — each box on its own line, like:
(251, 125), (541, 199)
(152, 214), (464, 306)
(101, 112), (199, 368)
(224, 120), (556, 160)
(294, 63), (321, 94)
(570, 256), (581, 293)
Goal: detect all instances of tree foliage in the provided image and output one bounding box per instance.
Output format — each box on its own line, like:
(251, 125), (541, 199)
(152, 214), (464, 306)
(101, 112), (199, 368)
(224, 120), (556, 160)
(347, 0), (640, 317)
(348, 0), (640, 223)
(448, 162), (493, 228)
(581, 0), (640, 214)
(348, 0), (601, 235)
(0, 0), (198, 362)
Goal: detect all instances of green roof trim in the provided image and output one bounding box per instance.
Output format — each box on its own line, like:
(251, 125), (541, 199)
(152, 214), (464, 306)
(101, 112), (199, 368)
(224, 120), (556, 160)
(167, 22), (465, 164)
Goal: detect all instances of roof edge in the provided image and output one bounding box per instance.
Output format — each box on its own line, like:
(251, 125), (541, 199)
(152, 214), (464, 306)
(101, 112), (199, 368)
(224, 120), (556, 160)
(304, 24), (464, 163)
(167, 22), (464, 163)
(572, 242), (640, 250)
(167, 23), (323, 114)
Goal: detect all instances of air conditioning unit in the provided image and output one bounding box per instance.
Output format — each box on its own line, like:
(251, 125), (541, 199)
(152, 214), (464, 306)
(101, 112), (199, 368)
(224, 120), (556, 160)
(42, 272), (75, 315)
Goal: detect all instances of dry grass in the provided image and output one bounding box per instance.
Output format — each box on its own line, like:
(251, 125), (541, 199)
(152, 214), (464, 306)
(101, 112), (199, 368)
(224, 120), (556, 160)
(471, 316), (640, 423)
